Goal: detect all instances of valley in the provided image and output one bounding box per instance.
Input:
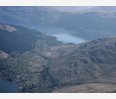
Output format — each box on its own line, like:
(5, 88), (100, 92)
(0, 6), (116, 93)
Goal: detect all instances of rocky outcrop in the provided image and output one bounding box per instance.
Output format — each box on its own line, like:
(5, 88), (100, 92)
(0, 23), (16, 32)
(0, 50), (8, 60)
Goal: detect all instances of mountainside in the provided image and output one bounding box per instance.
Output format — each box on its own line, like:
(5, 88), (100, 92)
(49, 37), (116, 85)
(1, 35), (116, 92)
(0, 22), (62, 54)
(41, 37), (116, 92)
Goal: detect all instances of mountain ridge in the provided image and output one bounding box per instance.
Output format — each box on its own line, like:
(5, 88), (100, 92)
(0, 6), (116, 40)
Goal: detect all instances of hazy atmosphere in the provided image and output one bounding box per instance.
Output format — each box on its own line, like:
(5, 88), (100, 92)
(0, 6), (116, 93)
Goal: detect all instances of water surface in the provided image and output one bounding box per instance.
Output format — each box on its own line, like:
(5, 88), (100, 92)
(51, 33), (85, 44)
(0, 80), (19, 93)
(35, 25), (86, 44)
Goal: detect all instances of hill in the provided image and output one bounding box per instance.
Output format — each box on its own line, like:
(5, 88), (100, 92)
(1, 36), (116, 92)
(0, 22), (62, 54)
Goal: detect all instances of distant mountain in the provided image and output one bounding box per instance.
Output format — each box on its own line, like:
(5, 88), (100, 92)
(0, 6), (62, 27)
(86, 6), (116, 13)
(52, 6), (116, 13)
(0, 6), (116, 40)
(49, 6), (116, 13)
(49, 6), (95, 13)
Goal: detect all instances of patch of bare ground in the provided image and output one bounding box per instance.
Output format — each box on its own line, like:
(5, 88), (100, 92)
(53, 83), (116, 93)
(0, 50), (8, 60)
